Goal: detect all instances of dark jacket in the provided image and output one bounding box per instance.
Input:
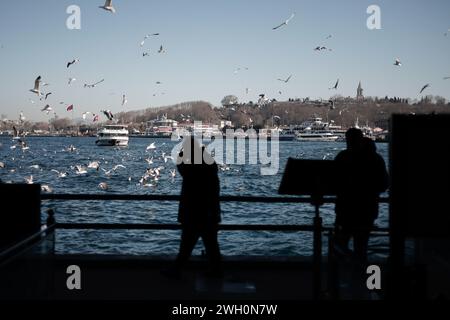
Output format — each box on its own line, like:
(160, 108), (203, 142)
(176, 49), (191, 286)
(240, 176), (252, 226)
(177, 150), (221, 226)
(335, 148), (389, 225)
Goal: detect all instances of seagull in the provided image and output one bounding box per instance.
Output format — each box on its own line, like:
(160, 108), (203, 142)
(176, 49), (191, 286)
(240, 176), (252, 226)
(29, 76), (42, 96)
(88, 161), (100, 169)
(146, 142), (156, 150)
(67, 59), (79, 68)
(19, 111), (26, 123)
(44, 92), (52, 100)
(98, 182), (108, 190)
(84, 79), (104, 88)
(156, 81), (162, 85)
(329, 79), (339, 90)
(140, 33), (159, 46)
(272, 13), (295, 30)
(122, 94), (127, 106)
(101, 110), (114, 121)
(420, 84), (430, 94)
(82, 111), (91, 120)
(277, 75), (292, 83)
(24, 175), (33, 184)
(394, 58), (402, 66)
(170, 169), (176, 178)
(75, 165), (87, 175)
(41, 185), (53, 193)
(41, 105), (52, 114)
(142, 52), (150, 57)
(325, 34), (332, 39)
(29, 164), (40, 170)
(99, 0), (116, 13)
(68, 78), (76, 85)
(113, 164), (126, 171)
(157, 45), (165, 53)
(443, 77), (450, 80)
(51, 169), (68, 178)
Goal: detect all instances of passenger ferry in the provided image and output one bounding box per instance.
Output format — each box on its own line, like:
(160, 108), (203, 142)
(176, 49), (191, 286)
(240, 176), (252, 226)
(145, 115), (178, 138)
(95, 124), (129, 146)
(295, 117), (340, 142)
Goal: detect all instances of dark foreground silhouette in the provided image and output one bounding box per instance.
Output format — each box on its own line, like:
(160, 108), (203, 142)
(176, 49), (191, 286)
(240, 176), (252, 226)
(162, 136), (222, 279)
(334, 129), (389, 261)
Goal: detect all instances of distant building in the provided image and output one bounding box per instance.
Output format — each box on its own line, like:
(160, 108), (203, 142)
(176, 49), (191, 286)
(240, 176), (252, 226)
(357, 81), (364, 101)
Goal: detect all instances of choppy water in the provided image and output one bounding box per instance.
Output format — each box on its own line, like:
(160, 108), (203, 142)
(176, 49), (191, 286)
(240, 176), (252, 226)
(0, 136), (389, 257)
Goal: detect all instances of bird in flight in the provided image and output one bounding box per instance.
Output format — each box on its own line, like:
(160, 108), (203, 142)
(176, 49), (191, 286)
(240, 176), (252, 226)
(394, 58), (402, 66)
(41, 105), (52, 115)
(84, 79), (105, 88)
(277, 75), (292, 83)
(29, 76), (42, 96)
(329, 79), (339, 90)
(99, 0), (116, 13)
(272, 13), (295, 30)
(68, 78), (76, 85)
(420, 84), (430, 94)
(325, 34), (332, 39)
(142, 52), (150, 57)
(67, 59), (79, 68)
(443, 76), (450, 80)
(140, 33), (159, 46)
(102, 110), (114, 121)
(122, 94), (127, 106)
(158, 45), (165, 53)
(44, 92), (52, 100)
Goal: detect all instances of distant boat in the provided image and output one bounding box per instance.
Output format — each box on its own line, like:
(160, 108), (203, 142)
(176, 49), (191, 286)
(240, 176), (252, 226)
(295, 117), (340, 142)
(95, 124), (129, 146)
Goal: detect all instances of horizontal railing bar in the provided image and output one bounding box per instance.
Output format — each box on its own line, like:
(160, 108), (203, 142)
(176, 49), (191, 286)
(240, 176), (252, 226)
(41, 193), (389, 203)
(55, 223), (389, 233)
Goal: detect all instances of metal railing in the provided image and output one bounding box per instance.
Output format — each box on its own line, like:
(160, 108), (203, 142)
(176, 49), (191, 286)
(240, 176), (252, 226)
(2, 193), (390, 299)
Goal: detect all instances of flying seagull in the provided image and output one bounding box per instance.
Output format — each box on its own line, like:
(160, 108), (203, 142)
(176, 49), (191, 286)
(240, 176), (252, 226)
(44, 92), (52, 100)
(272, 13), (295, 30)
(84, 79), (105, 88)
(67, 59), (79, 68)
(329, 79), (339, 90)
(99, 0), (116, 13)
(394, 58), (402, 66)
(325, 34), (332, 39)
(157, 45), (165, 53)
(122, 94), (127, 106)
(102, 110), (114, 121)
(29, 76), (42, 96)
(41, 105), (52, 114)
(443, 76), (450, 80)
(277, 75), (292, 83)
(420, 84), (430, 94)
(140, 33), (159, 46)
(68, 77), (76, 85)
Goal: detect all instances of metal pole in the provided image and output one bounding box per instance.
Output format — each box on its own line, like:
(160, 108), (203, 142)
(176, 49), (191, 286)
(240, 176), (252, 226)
(313, 200), (322, 300)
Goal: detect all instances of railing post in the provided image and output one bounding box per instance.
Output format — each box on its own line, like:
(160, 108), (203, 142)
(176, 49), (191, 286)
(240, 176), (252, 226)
(312, 196), (323, 300)
(327, 229), (339, 299)
(46, 209), (56, 254)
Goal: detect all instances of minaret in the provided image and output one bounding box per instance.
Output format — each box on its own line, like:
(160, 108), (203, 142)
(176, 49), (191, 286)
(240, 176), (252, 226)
(357, 81), (364, 101)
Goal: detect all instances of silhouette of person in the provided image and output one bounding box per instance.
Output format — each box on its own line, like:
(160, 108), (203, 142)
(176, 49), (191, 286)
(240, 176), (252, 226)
(164, 135), (222, 278)
(334, 129), (389, 261)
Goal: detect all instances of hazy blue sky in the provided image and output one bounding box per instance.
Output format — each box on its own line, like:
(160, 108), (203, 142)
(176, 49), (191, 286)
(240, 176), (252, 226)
(0, 0), (449, 121)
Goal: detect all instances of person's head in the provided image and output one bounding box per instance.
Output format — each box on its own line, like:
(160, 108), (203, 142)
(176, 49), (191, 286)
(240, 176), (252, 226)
(361, 137), (377, 153)
(345, 128), (363, 150)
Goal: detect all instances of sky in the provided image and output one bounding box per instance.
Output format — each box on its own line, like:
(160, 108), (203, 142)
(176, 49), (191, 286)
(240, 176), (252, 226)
(0, 0), (449, 122)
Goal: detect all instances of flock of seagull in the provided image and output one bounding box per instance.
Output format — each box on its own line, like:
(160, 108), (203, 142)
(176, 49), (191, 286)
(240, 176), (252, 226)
(0, 138), (240, 192)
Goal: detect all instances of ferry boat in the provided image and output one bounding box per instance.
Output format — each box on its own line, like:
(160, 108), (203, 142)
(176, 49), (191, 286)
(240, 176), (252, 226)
(295, 117), (340, 142)
(145, 115), (178, 138)
(95, 124), (129, 146)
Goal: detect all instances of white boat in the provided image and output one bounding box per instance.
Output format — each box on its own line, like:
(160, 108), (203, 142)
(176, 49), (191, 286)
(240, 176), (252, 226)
(295, 117), (340, 142)
(95, 124), (129, 146)
(145, 115), (178, 138)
